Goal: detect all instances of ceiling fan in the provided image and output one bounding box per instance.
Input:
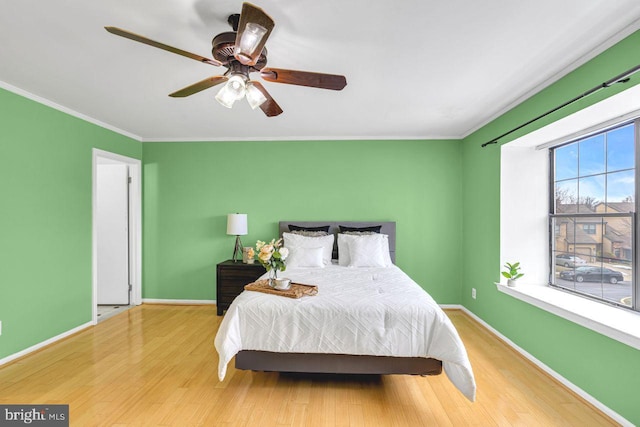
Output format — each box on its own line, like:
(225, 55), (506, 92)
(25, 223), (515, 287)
(105, 2), (347, 117)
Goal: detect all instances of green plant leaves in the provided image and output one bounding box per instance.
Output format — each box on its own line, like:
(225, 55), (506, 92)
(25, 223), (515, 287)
(502, 261), (523, 279)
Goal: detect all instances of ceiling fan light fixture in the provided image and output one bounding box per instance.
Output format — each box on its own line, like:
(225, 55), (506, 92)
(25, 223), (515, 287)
(215, 74), (247, 108)
(235, 22), (267, 64)
(245, 82), (267, 109)
(229, 74), (247, 100)
(105, 3), (345, 118)
(215, 86), (237, 108)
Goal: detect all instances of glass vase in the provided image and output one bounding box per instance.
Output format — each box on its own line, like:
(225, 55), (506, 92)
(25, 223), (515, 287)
(268, 268), (278, 288)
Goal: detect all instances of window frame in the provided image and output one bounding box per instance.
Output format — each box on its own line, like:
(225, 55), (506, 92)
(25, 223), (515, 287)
(548, 119), (639, 312)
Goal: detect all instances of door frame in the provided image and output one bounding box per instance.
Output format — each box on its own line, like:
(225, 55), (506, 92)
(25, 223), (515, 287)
(91, 148), (142, 324)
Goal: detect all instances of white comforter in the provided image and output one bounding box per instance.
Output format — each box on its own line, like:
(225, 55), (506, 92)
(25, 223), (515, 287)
(214, 264), (476, 401)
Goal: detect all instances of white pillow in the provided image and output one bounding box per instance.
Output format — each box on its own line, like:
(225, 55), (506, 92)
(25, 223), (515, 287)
(379, 234), (393, 266)
(286, 246), (324, 268)
(339, 233), (392, 267)
(282, 232), (334, 265)
(337, 233), (352, 266)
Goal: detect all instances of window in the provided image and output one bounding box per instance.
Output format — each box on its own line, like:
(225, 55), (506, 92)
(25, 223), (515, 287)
(550, 121), (637, 311)
(500, 86), (640, 349)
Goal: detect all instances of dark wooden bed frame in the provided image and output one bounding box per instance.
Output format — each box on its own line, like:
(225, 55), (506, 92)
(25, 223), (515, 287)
(236, 351), (443, 376)
(234, 221), (444, 377)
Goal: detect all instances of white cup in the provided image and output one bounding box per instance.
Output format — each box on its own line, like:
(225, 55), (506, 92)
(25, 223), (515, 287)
(273, 278), (291, 290)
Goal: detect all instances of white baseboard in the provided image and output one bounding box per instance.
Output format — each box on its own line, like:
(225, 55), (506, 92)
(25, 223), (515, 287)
(449, 305), (631, 427)
(142, 298), (216, 305)
(439, 304), (462, 310)
(0, 321), (93, 367)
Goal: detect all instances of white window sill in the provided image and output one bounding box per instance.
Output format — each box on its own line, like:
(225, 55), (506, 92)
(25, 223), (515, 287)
(495, 282), (640, 351)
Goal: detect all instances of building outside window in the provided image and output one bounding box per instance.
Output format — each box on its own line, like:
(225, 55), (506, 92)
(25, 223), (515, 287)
(550, 121), (637, 310)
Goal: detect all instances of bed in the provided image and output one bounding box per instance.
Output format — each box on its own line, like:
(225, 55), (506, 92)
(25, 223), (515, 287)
(214, 221), (476, 401)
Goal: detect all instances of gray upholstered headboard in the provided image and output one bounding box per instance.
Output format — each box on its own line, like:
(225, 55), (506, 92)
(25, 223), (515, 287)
(279, 221), (396, 263)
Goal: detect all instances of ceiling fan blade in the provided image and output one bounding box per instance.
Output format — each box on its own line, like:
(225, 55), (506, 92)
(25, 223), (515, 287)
(105, 26), (222, 67)
(251, 81), (283, 117)
(260, 68), (347, 90)
(169, 76), (228, 98)
(234, 3), (274, 66)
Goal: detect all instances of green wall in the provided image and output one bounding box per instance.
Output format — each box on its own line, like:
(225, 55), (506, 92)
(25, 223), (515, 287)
(461, 30), (640, 424)
(0, 88), (141, 360)
(142, 139), (462, 303)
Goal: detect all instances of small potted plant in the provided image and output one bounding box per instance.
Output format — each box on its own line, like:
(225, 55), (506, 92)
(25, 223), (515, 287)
(502, 262), (524, 287)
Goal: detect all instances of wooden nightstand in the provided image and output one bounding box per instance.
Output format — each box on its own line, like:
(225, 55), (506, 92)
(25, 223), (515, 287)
(216, 260), (265, 315)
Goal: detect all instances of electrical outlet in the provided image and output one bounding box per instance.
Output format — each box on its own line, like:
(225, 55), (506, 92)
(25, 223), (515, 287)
(472, 288), (477, 299)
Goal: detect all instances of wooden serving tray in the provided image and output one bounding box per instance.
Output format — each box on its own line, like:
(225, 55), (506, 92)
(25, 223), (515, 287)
(244, 279), (318, 299)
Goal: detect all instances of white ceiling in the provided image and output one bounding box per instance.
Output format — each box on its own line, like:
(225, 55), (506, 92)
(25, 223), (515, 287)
(2, 1), (640, 142)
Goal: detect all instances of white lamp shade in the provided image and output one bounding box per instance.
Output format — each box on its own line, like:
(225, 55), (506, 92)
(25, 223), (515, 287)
(227, 213), (248, 235)
(246, 82), (267, 109)
(227, 75), (247, 100)
(235, 22), (267, 63)
(215, 75), (247, 108)
(215, 83), (237, 108)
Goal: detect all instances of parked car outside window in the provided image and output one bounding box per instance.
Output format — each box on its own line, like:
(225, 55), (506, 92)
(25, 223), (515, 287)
(555, 254), (586, 268)
(559, 266), (624, 284)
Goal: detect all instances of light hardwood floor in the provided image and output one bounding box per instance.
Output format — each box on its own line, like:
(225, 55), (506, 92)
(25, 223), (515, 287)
(0, 305), (616, 426)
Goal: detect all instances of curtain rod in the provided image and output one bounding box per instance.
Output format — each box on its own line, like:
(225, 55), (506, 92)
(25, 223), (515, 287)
(480, 63), (640, 148)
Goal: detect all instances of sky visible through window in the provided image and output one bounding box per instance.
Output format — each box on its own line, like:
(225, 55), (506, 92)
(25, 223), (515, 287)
(555, 124), (635, 211)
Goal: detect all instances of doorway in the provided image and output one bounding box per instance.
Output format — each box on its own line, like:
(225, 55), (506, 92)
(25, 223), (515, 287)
(92, 149), (142, 324)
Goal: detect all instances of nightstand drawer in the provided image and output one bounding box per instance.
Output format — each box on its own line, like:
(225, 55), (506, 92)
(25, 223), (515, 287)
(218, 270), (262, 282)
(216, 260), (265, 315)
(218, 282), (251, 296)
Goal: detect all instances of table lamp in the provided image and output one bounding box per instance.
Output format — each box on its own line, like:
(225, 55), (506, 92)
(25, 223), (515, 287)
(227, 213), (248, 262)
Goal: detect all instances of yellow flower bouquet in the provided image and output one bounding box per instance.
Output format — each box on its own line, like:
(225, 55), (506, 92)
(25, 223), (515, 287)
(255, 238), (289, 281)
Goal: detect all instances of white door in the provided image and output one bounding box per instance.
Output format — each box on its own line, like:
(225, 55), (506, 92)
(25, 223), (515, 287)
(97, 164), (129, 305)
